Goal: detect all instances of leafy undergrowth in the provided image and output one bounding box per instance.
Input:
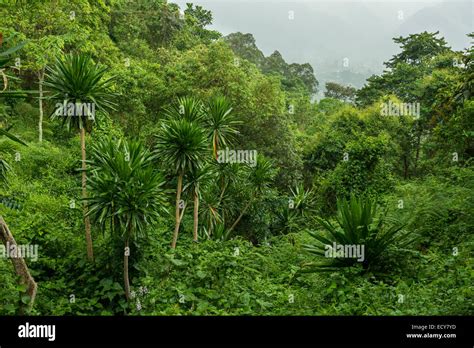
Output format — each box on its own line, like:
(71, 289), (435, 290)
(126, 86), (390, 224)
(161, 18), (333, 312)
(0, 138), (472, 316)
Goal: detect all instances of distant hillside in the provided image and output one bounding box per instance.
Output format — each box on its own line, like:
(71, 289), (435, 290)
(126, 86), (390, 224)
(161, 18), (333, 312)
(174, 0), (473, 89)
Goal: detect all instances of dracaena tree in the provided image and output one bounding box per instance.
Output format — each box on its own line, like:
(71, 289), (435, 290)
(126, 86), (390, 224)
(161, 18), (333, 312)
(86, 137), (168, 300)
(213, 161), (242, 227)
(228, 155), (277, 233)
(44, 53), (117, 261)
(204, 96), (240, 160)
(155, 97), (208, 248)
(199, 183), (223, 239)
(203, 96), (241, 231)
(183, 164), (214, 242)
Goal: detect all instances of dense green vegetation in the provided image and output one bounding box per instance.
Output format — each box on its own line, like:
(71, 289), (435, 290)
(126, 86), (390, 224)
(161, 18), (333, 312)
(0, 1), (472, 316)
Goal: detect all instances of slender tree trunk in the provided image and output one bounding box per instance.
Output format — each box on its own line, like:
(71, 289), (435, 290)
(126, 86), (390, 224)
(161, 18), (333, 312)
(171, 173), (183, 249)
(80, 127), (93, 261)
(179, 201), (186, 223)
(37, 69), (44, 143)
(213, 132), (219, 160)
(124, 236), (131, 301)
(193, 188), (199, 242)
(228, 196), (254, 232)
(220, 177), (226, 223)
(0, 216), (37, 313)
(218, 181), (228, 205)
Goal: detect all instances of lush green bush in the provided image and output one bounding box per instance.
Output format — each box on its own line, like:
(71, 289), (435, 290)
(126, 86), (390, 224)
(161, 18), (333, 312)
(303, 195), (412, 271)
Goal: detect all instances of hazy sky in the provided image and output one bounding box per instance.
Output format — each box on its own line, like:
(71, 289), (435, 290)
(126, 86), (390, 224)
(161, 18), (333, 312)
(174, 0), (473, 87)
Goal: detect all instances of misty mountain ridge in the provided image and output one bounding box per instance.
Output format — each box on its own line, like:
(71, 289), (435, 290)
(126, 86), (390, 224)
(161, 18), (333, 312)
(174, 0), (472, 91)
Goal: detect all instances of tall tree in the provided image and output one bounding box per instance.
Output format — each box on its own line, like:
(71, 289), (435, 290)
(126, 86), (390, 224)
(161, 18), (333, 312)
(155, 97), (208, 248)
(87, 137), (168, 300)
(205, 95), (240, 160)
(355, 31), (456, 175)
(44, 54), (117, 261)
(228, 155), (277, 232)
(183, 164), (214, 242)
(356, 31), (451, 106)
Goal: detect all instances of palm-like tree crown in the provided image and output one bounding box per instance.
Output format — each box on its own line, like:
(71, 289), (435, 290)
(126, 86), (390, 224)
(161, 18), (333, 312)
(44, 53), (117, 132)
(87, 137), (168, 239)
(205, 96), (241, 158)
(155, 118), (209, 175)
(248, 154), (277, 193)
(164, 96), (205, 123)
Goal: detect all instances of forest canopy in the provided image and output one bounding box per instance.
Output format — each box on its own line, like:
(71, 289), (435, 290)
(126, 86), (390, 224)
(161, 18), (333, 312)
(0, 0), (472, 316)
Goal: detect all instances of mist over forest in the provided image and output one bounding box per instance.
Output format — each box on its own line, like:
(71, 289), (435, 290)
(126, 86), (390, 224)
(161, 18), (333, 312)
(176, 0), (472, 93)
(0, 0), (472, 336)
